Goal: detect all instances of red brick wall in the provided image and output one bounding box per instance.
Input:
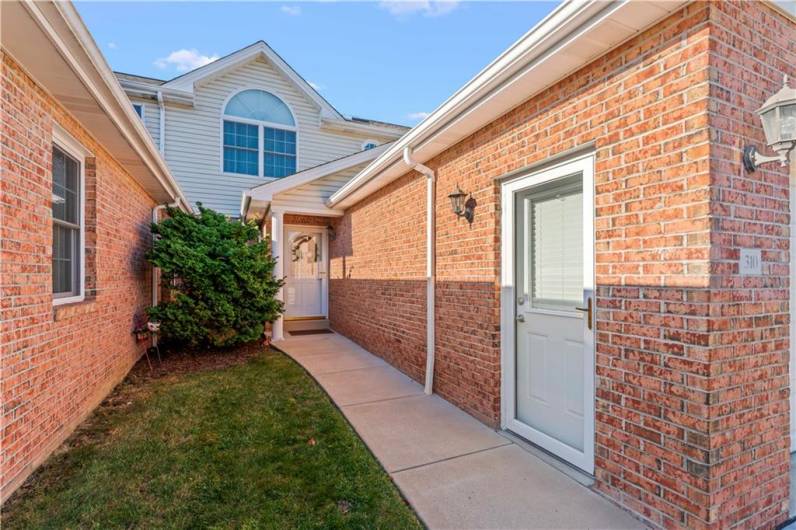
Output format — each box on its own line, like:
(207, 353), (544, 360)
(1, 53), (156, 501)
(329, 2), (795, 528)
(283, 214), (329, 227)
(702, 2), (795, 528)
(330, 174), (428, 383)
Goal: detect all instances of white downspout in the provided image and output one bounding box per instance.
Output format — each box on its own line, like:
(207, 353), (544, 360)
(157, 90), (166, 154)
(151, 201), (179, 346)
(403, 146), (435, 395)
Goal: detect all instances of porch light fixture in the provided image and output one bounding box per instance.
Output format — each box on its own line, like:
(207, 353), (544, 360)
(448, 184), (474, 223)
(743, 75), (796, 172)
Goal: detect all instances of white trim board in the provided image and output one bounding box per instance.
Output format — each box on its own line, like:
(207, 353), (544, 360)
(51, 123), (89, 306)
(500, 152), (595, 475)
(162, 41), (343, 121)
(282, 223), (329, 319)
(328, 0), (688, 209)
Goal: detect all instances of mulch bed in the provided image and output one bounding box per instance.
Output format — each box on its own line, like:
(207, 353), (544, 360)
(129, 340), (266, 382)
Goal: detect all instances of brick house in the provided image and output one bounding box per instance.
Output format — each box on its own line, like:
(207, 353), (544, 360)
(1, 1), (188, 501)
(3, 0), (796, 528)
(243, 1), (796, 528)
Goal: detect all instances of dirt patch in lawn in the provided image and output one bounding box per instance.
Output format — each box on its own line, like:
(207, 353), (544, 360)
(129, 340), (264, 382)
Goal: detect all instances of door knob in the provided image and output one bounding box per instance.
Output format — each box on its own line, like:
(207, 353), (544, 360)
(516, 314), (525, 323)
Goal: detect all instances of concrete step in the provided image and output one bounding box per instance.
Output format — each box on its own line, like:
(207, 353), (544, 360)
(285, 318), (330, 333)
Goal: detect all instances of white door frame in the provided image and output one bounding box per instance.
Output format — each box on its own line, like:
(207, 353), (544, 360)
(283, 223), (329, 318)
(499, 153), (595, 474)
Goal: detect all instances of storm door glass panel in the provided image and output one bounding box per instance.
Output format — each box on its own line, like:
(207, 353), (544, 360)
(223, 121), (259, 175)
(529, 182), (583, 311)
(288, 233), (321, 279)
(52, 146), (81, 296)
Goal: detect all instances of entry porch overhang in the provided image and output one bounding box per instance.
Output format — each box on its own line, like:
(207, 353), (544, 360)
(241, 142), (393, 223)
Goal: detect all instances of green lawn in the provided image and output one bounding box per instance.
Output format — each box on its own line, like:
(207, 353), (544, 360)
(2, 347), (422, 529)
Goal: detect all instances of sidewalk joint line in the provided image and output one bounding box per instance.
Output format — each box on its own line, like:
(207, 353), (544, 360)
(390, 442), (514, 475)
(309, 364), (387, 376)
(339, 392), (423, 408)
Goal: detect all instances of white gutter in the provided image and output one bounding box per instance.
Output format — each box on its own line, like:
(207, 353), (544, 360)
(327, 0), (687, 209)
(42, 1), (191, 209)
(157, 90), (166, 154)
(403, 146), (436, 395)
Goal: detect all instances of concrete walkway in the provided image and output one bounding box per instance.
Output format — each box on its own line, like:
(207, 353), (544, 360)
(275, 331), (644, 529)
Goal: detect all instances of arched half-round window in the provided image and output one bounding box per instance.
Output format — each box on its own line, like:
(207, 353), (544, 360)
(222, 89), (297, 178)
(224, 89), (295, 126)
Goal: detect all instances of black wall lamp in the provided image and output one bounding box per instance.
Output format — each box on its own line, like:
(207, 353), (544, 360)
(743, 75), (796, 172)
(448, 184), (475, 224)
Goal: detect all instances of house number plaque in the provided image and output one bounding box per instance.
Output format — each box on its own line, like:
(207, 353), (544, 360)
(739, 248), (762, 275)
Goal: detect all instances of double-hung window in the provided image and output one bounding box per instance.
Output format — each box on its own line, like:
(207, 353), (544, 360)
(222, 89), (297, 178)
(52, 128), (87, 304)
(264, 127), (296, 177)
(223, 121), (259, 175)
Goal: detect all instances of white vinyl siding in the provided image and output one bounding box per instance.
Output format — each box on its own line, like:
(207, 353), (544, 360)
(162, 56), (392, 215)
(271, 163), (367, 212)
(129, 97), (161, 148)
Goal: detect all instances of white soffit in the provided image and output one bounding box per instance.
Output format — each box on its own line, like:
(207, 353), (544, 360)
(0, 0), (188, 207)
(329, 0), (687, 209)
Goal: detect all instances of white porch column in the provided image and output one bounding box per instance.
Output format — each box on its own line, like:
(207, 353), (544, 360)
(271, 209), (285, 342)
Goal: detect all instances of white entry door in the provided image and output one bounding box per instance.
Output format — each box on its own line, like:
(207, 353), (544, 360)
(284, 227), (326, 318)
(501, 155), (595, 474)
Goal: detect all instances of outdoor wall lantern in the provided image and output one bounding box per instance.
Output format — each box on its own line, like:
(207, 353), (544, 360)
(448, 184), (475, 223)
(743, 75), (796, 172)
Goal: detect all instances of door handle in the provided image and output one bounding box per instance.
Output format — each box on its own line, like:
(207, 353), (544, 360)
(516, 314), (525, 323)
(574, 298), (592, 330)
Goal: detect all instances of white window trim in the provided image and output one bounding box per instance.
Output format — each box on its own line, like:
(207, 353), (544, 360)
(218, 87), (300, 179)
(221, 118), (298, 178)
(132, 103), (146, 126)
(52, 124), (91, 306)
(361, 139), (379, 151)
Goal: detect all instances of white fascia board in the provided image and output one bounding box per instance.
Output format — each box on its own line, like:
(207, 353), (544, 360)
(161, 41), (344, 120)
(328, 0), (687, 209)
(248, 143), (391, 202)
(320, 117), (409, 139)
(25, 1), (190, 210)
(118, 78), (194, 106)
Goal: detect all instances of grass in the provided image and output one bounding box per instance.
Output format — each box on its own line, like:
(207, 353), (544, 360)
(2, 346), (422, 529)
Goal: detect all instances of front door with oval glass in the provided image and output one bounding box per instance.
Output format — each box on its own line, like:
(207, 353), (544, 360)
(504, 156), (595, 474)
(284, 228), (326, 318)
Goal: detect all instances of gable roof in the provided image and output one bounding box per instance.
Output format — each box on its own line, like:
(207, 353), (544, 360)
(162, 41), (345, 120)
(114, 40), (410, 135)
(241, 142), (392, 220)
(328, 0), (691, 209)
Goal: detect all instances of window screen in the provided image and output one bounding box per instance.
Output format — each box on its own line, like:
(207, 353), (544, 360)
(223, 120), (259, 175)
(52, 146), (81, 297)
(264, 127), (296, 178)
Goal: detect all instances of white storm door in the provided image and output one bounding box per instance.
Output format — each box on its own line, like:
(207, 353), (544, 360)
(504, 156), (595, 474)
(284, 227), (325, 318)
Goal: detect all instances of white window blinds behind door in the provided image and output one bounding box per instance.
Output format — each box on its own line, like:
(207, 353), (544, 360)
(530, 186), (583, 310)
